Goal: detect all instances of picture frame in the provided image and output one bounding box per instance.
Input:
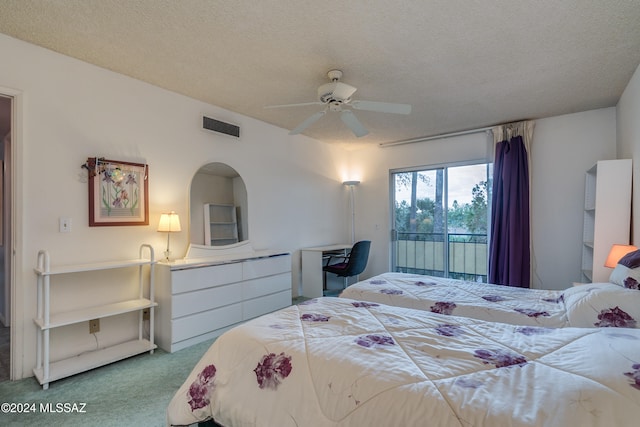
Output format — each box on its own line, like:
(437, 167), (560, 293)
(88, 157), (149, 226)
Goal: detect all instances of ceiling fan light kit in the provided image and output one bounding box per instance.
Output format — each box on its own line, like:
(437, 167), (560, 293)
(318, 70), (357, 103)
(266, 69), (412, 137)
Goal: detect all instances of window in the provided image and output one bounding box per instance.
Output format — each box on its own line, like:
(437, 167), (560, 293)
(391, 163), (491, 282)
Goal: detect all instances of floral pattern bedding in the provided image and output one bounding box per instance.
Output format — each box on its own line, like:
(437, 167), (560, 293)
(166, 297), (640, 426)
(339, 272), (640, 328)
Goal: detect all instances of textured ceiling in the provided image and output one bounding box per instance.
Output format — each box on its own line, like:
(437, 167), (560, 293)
(0, 0), (639, 148)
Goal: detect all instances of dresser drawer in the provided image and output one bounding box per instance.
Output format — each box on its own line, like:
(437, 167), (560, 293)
(242, 255), (291, 280)
(243, 273), (291, 300)
(243, 290), (291, 320)
(172, 282), (242, 318)
(171, 302), (243, 343)
(172, 262), (243, 294)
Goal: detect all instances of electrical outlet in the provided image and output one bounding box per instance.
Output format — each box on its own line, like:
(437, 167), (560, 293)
(89, 318), (100, 334)
(142, 309), (150, 321)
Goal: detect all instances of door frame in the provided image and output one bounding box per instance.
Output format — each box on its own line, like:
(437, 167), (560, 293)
(1, 85), (24, 380)
(389, 160), (490, 278)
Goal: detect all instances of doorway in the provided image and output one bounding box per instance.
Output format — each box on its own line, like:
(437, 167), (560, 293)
(0, 94), (11, 382)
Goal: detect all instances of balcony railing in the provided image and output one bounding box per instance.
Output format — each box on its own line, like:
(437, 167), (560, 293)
(394, 232), (488, 282)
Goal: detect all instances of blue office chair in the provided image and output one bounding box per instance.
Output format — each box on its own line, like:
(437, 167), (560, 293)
(323, 240), (371, 291)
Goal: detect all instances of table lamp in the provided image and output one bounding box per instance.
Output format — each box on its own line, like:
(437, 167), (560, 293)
(604, 244), (638, 268)
(158, 211), (181, 261)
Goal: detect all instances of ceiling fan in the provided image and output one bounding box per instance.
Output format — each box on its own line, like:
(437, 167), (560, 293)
(266, 70), (412, 137)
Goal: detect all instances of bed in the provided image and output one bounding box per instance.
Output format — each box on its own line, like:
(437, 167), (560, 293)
(339, 272), (640, 328)
(166, 297), (640, 426)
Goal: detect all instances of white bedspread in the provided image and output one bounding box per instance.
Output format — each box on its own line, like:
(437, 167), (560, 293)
(340, 272), (640, 328)
(167, 297), (640, 426)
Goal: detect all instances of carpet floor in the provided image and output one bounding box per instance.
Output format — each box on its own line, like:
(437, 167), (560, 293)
(0, 338), (215, 427)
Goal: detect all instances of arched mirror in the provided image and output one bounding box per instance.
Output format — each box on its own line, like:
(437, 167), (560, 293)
(189, 162), (248, 246)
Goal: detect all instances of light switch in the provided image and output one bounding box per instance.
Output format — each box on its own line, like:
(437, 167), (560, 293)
(59, 217), (72, 233)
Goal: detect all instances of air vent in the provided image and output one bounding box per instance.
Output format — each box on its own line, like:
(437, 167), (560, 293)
(202, 116), (239, 138)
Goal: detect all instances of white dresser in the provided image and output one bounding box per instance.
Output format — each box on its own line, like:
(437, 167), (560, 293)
(155, 242), (292, 352)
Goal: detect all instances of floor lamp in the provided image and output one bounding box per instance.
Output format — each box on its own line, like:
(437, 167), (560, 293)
(343, 180), (360, 244)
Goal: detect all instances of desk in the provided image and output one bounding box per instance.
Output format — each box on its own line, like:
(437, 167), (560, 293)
(301, 244), (352, 298)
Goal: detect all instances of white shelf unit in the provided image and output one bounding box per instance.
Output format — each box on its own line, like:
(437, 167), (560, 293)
(581, 159), (632, 282)
(33, 244), (157, 389)
(204, 203), (239, 246)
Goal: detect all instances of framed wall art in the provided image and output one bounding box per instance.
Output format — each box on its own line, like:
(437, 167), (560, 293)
(86, 157), (149, 226)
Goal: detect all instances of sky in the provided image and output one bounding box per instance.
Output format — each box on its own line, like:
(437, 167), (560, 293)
(394, 163), (488, 208)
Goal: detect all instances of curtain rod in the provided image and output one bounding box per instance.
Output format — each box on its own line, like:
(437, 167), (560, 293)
(379, 125), (495, 148)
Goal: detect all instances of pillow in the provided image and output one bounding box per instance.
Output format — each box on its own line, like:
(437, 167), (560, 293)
(608, 249), (640, 289)
(564, 283), (640, 328)
(618, 249), (640, 268)
(609, 266), (640, 289)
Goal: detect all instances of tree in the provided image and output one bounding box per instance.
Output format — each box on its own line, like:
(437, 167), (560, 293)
(394, 173), (488, 236)
(465, 181), (488, 233)
(433, 169), (444, 234)
(447, 199), (468, 232)
(394, 172), (430, 233)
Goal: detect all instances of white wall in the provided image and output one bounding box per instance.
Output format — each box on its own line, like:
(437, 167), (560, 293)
(348, 107), (618, 291)
(617, 63), (640, 245)
(530, 108), (617, 289)
(0, 34), (350, 379)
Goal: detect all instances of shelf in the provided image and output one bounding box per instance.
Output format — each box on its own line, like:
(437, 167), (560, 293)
(33, 339), (156, 386)
(35, 258), (156, 276)
(580, 159), (632, 283)
(34, 299), (157, 329)
(204, 203), (239, 246)
(34, 244), (156, 389)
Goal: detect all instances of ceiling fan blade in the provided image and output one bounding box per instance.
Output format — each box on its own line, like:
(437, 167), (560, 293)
(265, 101), (323, 109)
(351, 100), (412, 115)
(289, 110), (326, 135)
(340, 110), (369, 137)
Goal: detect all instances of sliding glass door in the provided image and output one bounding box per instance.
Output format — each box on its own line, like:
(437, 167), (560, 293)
(391, 163), (491, 282)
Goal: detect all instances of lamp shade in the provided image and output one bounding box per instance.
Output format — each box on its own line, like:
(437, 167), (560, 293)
(157, 211), (181, 232)
(604, 244), (638, 268)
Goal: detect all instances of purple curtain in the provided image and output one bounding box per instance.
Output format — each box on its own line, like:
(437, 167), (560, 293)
(489, 134), (530, 287)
